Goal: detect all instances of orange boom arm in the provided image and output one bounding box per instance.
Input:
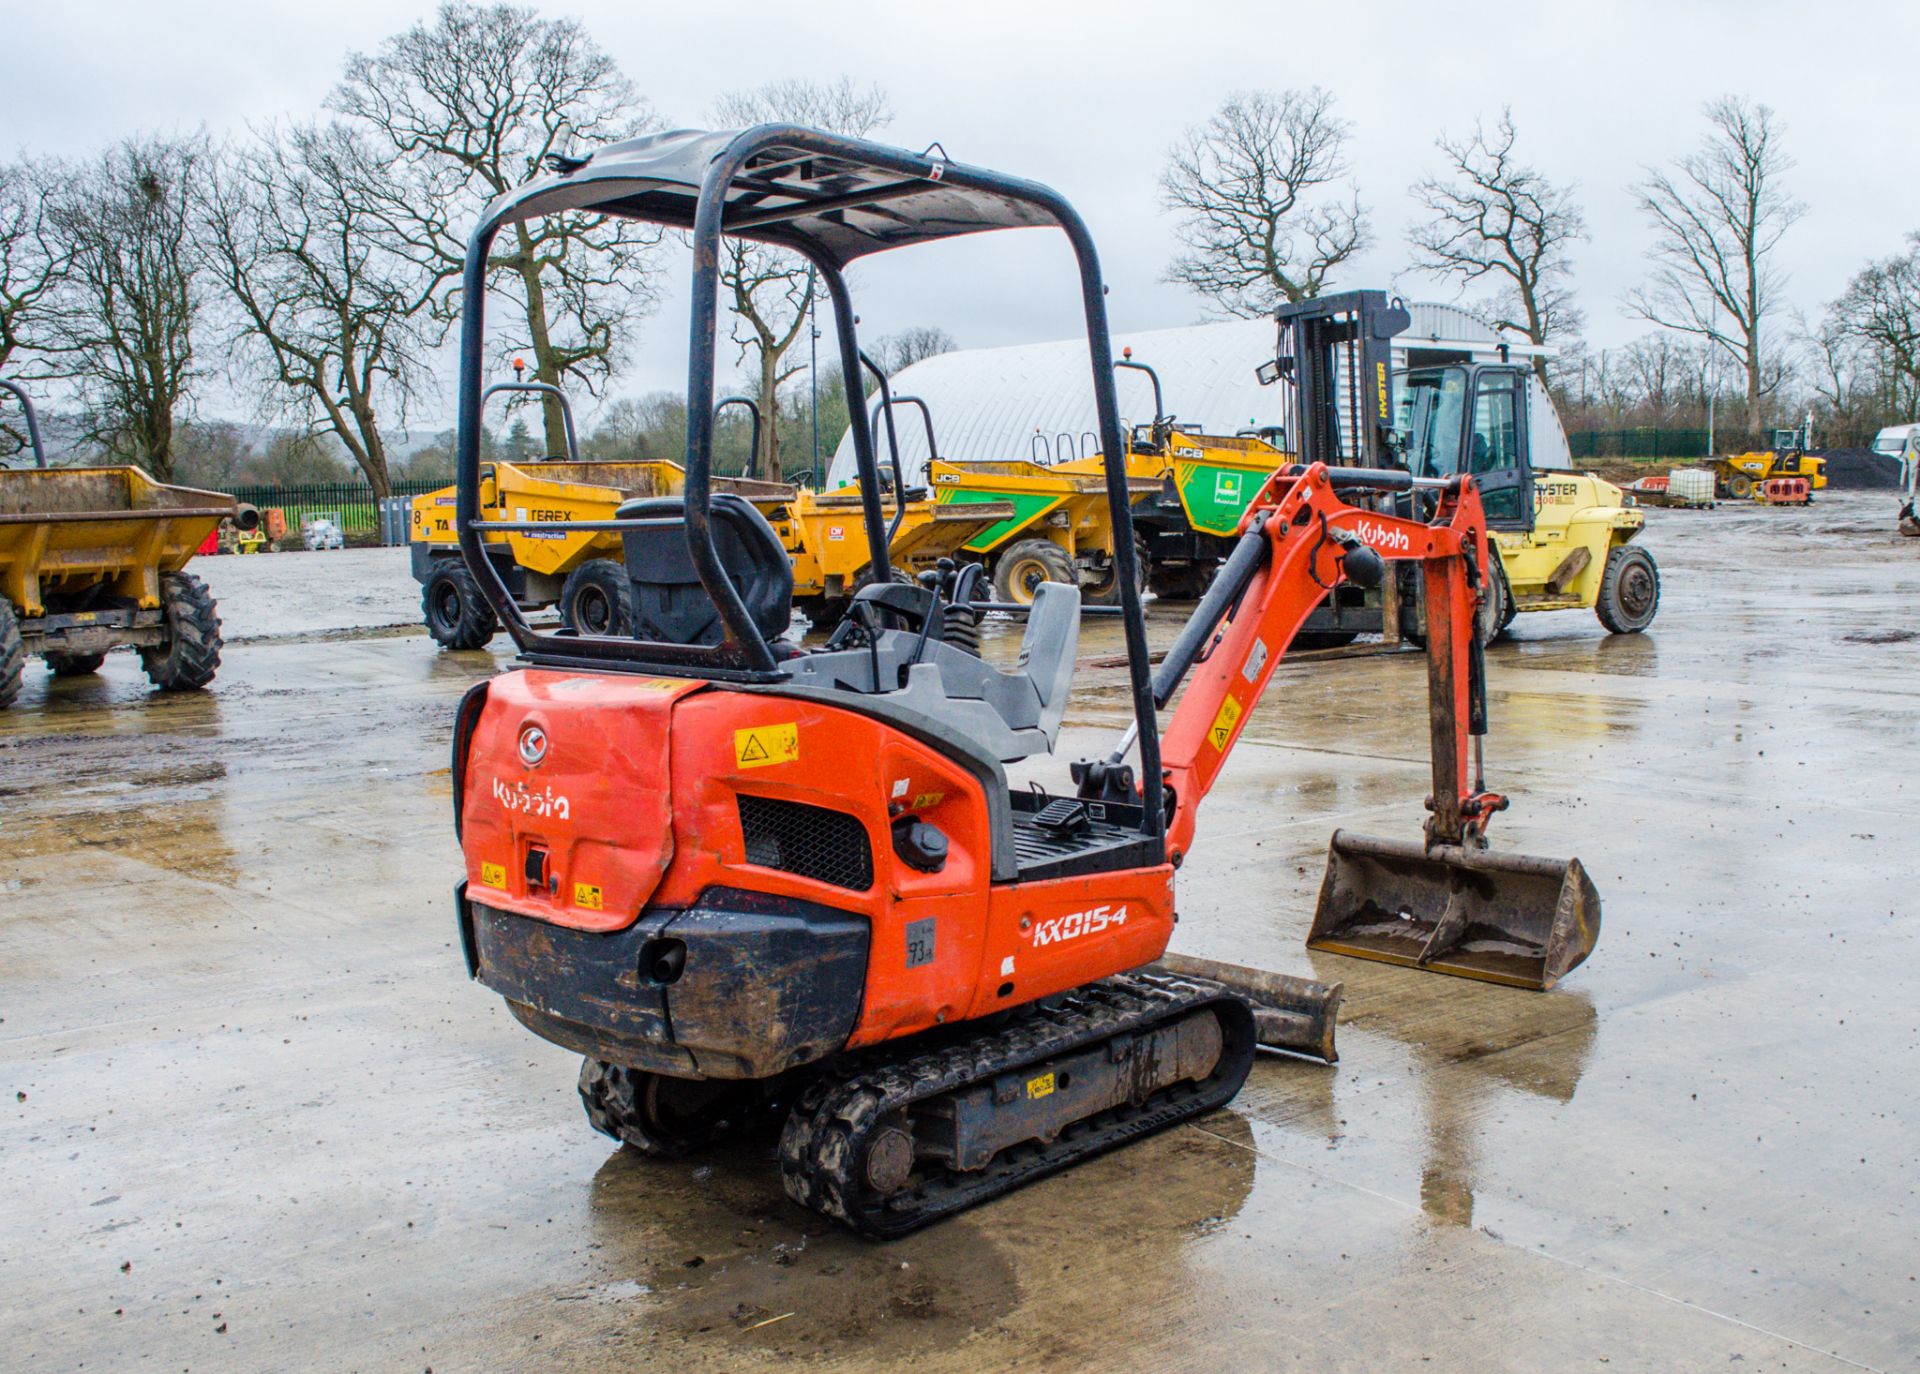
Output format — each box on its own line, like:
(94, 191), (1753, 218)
(1150, 463), (1502, 864)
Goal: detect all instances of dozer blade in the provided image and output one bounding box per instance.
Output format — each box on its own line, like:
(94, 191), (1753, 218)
(1307, 829), (1601, 990)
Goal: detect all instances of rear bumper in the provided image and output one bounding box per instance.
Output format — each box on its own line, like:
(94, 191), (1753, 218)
(457, 882), (869, 1080)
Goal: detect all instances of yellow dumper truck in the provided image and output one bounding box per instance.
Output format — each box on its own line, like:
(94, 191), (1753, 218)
(410, 382), (1012, 647)
(1, 380), (257, 707)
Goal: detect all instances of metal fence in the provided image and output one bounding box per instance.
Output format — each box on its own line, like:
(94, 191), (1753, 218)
(229, 479), (446, 542)
(1567, 429), (1713, 460)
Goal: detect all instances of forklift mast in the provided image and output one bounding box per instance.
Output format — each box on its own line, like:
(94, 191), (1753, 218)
(1265, 292), (1412, 469)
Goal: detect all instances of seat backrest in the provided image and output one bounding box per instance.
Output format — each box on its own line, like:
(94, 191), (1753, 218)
(616, 493), (793, 647)
(1014, 581), (1080, 744)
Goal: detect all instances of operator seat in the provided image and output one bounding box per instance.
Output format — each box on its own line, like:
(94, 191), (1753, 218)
(616, 493), (792, 647)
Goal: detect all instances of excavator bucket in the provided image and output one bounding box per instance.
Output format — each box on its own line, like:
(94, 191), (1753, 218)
(1307, 829), (1601, 990)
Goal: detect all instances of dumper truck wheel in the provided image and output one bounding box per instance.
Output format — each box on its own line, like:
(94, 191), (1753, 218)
(422, 560), (498, 650)
(993, 539), (1076, 606)
(579, 1059), (758, 1158)
(1081, 538), (1146, 607)
(1595, 545), (1660, 634)
(1148, 561), (1216, 600)
(0, 601), (23, 708)
(560, 559), (635, 638)
(140, 572), (222, 692)
(45, 652), (107, 677)
(1725, 472), (1753, 500)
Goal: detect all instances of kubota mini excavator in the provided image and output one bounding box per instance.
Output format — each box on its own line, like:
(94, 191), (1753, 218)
(446, 126), (1602, 1236)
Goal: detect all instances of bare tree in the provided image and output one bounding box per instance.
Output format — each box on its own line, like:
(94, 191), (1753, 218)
(1409, 109), (1585, 383)
(0, 160), (69, 458)
(329, 1), (662, 456)
(868, 325), (957, 380)
(1618, 333), (1688, 415)
(1161, 88), (1368, 316)
(1627, 96), (1805, 441)
(708, 77), (892, 482)
(1828, 233), (1920, 414)
(198, 123), (437, 496)
(43, 136), (205, 478)
(0, 160), (66, 377)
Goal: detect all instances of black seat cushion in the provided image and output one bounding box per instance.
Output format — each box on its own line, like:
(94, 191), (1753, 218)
(616, 493), (793, 647)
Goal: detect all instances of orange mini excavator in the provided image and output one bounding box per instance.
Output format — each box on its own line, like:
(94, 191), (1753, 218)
(447, 127), (1602, 1236)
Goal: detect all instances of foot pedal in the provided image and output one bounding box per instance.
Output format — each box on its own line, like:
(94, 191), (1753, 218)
(1033, 798), (1092, 838)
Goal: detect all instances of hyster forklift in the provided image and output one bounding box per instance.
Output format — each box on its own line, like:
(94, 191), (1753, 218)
(448, 126), (1602, 1236)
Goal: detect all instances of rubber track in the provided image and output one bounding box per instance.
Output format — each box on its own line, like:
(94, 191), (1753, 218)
(778, 972), (1255, 1238)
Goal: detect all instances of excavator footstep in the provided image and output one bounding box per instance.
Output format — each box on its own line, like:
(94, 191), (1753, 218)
(1307, 829), (1601, 991)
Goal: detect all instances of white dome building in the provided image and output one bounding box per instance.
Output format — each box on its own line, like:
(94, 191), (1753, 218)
(828, 302), (1559, 486)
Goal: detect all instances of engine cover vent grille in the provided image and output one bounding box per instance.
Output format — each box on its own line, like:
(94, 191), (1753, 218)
(737, 795), (873, 891)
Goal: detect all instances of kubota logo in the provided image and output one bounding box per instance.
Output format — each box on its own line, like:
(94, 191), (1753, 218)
(1030, 903), (1129, 947)
(1351, 518), (1410, 552)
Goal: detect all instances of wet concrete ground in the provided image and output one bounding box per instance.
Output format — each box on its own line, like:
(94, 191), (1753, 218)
(3, 492), (1916, 1372)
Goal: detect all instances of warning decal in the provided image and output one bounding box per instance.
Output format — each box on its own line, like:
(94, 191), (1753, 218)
(574, 882), (603, 910)
(479, 861), (507, 889)
(734, 722), (800, 769)
(1208, 696), (1242, 752)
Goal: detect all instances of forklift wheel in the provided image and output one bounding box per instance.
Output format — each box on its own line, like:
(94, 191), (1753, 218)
(139, 573), (223, 691)
(560, 559), (635, 638)
(422, 560), (499, 650)
(1397, 558), (1509, 648)
(993, 539), (1076, 606)
(1595, 546), (1659, 634)
(0, 601), (23, 708)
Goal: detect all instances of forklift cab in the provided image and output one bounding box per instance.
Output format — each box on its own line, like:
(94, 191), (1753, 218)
(1397, 363), (1535, 532)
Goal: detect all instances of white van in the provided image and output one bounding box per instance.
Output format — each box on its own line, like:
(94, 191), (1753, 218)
(1872, 423), (1918, 463)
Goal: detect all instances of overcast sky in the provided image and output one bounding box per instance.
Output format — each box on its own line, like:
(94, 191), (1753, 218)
(13, 0), (1920, 427)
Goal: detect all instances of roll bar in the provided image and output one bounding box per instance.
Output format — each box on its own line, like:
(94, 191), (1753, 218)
(451, 124), (1165, 840)
(718, 396), (764, 479)
(868, 393), (941, 487)
(482, 378), (579, 461)
(858, 353), (911, 542)
(0, 379), (47, 469)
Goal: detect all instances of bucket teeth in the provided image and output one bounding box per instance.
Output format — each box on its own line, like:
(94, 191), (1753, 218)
(1306, 828), (1602, 991)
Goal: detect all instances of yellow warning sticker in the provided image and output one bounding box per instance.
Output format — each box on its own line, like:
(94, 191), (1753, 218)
(479, 861), (507, 889)
(912, 791), (945, 810)
(1207, 696), (1242, 751)
(1026, 1072), (1055, 1100)
(734, 722), (799, 769)
(574, 882), (603, 910)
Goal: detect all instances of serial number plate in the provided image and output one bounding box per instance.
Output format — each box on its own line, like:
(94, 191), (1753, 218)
(904, 917), (936, 969)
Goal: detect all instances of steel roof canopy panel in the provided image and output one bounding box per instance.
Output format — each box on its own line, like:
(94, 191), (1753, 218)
(476, 126), (1060, 266)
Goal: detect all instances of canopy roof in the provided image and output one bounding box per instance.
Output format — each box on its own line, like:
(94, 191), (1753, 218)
(477, 126), (1060, 266)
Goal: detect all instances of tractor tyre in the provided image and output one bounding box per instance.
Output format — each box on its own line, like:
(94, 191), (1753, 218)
(45, 652), (107, 677)
(139, 573), (223, 691)
(1595, 545), (1660, 634)
(422, 560), (498, 650)
(0, 601), (24, 708)
(1724, 472), (1754, 500)
(992, 539), (1077, 607)
(559, 558), (635, 638)
(579, 1059), (759, 1159)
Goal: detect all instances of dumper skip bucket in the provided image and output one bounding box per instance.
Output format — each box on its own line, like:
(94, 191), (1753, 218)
(1307, 829), (1601, 990)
